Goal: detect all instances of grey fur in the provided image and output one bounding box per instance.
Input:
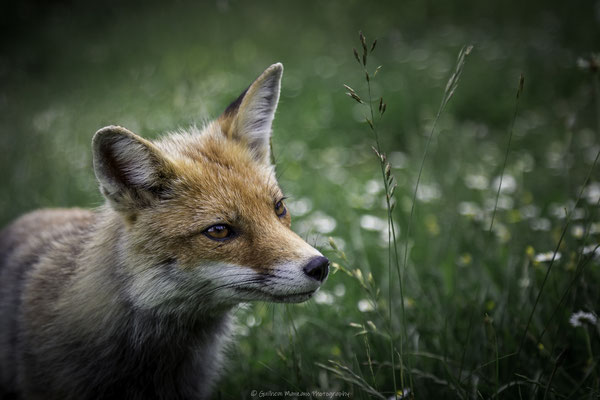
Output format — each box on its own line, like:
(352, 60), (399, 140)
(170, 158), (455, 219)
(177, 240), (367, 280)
(0, 209), (232, 400)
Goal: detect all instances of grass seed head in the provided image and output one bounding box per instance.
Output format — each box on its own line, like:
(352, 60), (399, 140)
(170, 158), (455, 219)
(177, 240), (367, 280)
(346, 91), (363, 104)
(517, 73), (525, 98)
(359, 31), (367, 53)
(366, 320), (377, 331)
(370, 39), (377, 53)
(371, 145), (381, 158)
(328, 236), (339, 250)
(353, 48), (361, 64)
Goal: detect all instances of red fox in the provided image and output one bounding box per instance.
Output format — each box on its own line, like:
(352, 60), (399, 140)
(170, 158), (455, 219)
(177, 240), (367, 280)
(0, 63), (329, 400)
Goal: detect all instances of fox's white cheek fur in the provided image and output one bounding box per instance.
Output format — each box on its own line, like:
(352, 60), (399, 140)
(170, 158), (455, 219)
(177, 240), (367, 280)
(127, 267), (185, 310)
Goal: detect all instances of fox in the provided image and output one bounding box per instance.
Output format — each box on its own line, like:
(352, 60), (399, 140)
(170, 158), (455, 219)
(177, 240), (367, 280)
(0, 63), (329, 400)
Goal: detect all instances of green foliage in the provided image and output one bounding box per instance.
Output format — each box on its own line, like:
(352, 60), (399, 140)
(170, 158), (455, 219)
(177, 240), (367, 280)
(1, 0), (599, 398)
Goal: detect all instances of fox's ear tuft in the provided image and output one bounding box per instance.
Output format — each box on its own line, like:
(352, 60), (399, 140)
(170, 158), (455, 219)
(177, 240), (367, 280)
(92, 126), (175, 212)
(219, 63), (283, 164)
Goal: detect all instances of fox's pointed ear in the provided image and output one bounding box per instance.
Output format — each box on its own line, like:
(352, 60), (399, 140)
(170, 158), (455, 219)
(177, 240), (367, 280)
(219, 63), (283, 164)
(92, 126), (175, 212)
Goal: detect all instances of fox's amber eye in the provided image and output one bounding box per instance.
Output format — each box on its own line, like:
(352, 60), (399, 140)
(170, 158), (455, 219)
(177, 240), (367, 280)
(204, 224), (234, 241)
(275, 200), (287, 217)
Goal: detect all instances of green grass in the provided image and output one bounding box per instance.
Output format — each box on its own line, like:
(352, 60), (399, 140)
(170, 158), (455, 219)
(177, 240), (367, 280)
(1, 1), (599, 398)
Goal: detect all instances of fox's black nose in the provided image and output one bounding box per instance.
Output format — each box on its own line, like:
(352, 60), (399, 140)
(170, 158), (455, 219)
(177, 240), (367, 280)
(303, 256), (329, 282)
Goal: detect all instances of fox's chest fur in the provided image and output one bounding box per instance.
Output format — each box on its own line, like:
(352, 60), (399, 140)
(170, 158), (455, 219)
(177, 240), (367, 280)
(0, 64), (329, 399)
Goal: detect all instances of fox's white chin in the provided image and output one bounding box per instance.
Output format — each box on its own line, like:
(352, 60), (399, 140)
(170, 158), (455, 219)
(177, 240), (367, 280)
(233, 286), (321, 303)
(273, 290), (317, 303)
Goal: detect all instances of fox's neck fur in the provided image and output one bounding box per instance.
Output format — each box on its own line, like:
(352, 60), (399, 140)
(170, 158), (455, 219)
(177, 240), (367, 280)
(46, 208), (232, 399)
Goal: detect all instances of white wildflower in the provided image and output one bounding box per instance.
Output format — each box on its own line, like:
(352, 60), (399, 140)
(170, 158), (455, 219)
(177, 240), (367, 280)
(530, 218), (551, 231)
(520, 204), (540, 219)
(571, 224), (585, 239)
(484, 195), (514, 211)
(569, 310), (598, 328)
(388, 388), (411, 400)
(534, 252), (561, 263)
(492, 174), (517, 194)
(333, 283), (346, 297)
(360, 215), (387, 231)
(464, 174), (489, 190)
(310, 211), (337, 234)
(389, 151), (407, 169)
(583, 182), (600, 205)
(314, 290), (334, 305)
(357, 299), (375, 312)
(365, 179), (384, 194)
(287, 197), (313, 216)
(582, 245), (600, 258)
(458, 201), (483, 219)
(416, 183), (441, 202)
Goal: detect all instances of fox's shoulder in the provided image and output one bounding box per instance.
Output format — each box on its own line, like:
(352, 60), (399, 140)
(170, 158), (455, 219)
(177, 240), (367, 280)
(2, 208), (95, 239)
(0, 208), (96, 264)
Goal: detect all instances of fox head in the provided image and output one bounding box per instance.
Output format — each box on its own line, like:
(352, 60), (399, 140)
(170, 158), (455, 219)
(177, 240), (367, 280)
(92, 63), (329, 313)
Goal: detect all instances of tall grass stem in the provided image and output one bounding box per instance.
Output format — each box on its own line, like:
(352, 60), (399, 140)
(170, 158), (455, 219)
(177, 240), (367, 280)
(489, 74), (524, 232)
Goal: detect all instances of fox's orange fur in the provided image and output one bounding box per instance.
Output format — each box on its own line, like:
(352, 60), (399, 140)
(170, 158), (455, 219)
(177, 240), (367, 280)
(0, 63), (329, 400)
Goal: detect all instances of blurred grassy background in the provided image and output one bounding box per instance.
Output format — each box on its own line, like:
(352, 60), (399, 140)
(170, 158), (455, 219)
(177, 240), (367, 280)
(1, 0), (599, 398)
